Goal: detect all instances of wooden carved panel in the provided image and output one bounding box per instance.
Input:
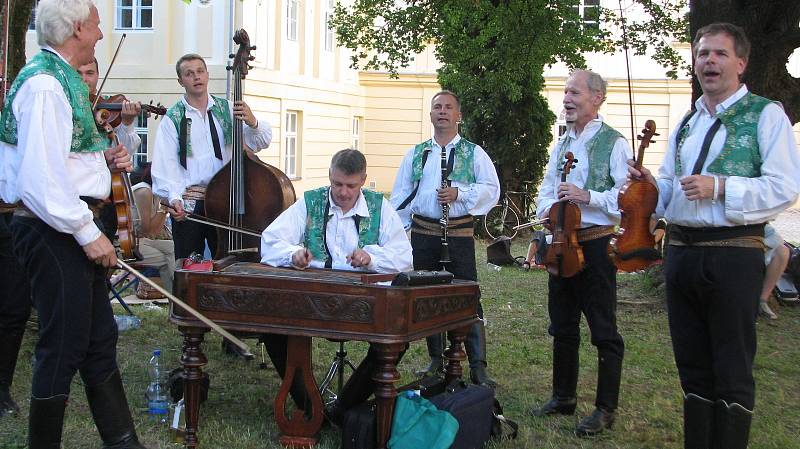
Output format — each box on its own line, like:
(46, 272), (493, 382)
(196, 284), (374, 323)
(413, 295), (476, 323)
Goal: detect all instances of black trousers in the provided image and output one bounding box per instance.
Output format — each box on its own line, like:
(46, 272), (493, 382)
(664, 245), (762, 409)
(411, 232), (482, 316)
(172, 200), (218, 259)
(0, 212), (31, 336)
(548, 236), (624, 357)
(10, 216), (118, 397)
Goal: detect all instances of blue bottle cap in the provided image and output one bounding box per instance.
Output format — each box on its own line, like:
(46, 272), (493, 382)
(153, 349), (161, 356)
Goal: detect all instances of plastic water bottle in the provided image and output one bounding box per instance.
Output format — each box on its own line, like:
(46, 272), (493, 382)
(487, 262), (502, 272)
(114, 315), (141, 331)
(146, 349), (169, 424)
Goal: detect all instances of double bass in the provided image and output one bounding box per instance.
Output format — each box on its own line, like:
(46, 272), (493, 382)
(611, 120), (660, 272)
(204, 29), (295, 257)
(544, 152), (584, 278)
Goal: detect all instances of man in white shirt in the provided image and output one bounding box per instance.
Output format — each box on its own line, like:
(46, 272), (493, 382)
(0, 1), (148, 447)
(390, 90), (500, 387)
(531, 70), (631, 437)
(261, 148), (412, 423)
(151, 53), (272, 259)
(630, 23), (800, 449)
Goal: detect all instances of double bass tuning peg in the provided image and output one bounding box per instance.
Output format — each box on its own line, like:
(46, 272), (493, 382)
(250, 45), (257, 51)
(229, 53), (235, 59)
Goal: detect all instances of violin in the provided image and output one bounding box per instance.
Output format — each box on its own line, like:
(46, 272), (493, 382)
(611, 120), (660, 272)
(90, 93), (167, 127)
(93, 105), (139, 261)
(544, 151), (585, 278)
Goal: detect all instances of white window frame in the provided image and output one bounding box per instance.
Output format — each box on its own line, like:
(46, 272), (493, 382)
(286, 0), (298, 41)
(574, 0), (600, 30)
(134, 111), (149, 168)
(284, 111), (299, 178)
(115, 0), (154, 31)
(324, 0), (335, 52)
(351, 116), (362, 151)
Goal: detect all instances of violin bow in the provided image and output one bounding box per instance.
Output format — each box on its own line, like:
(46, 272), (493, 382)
(618, 0), (637, 156)
(93, 33), (126, 109)
(117, 259), (253, 357)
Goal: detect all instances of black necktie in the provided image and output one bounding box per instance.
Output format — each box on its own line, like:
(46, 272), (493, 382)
(208, 109), (223, 160)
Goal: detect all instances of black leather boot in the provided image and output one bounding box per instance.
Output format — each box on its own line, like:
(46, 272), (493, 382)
(416, 333), (445, 377)
(575, 407), (616, 436)
(0, 329), (25, 417)
(28, 394), (68, 449)
(576, 350), (622, 436)
(713, 400), (752, 449)
(530, 340), (578, 417)
(85, 370), (149, 449)
(684, 393), (714, 449)
(466, 322), (496, 388)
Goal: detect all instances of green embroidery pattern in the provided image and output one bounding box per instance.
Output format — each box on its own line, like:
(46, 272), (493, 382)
(675, 92), (769, 178)
(166, 95), (232, 158)
(303, 187), (383, 262)
(1, 51), (106, 153)
(410, 138), (477, 184)
(557, 123), (622, 192)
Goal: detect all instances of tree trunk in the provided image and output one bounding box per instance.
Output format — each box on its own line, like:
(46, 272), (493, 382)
(689, 0), (800, 124)
(1, 0), (36, 106)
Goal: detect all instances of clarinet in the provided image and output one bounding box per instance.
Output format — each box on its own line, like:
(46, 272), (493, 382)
(439, 146), (451, 264)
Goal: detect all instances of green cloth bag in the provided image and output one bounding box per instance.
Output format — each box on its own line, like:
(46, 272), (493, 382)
(388, 394), (459, 449)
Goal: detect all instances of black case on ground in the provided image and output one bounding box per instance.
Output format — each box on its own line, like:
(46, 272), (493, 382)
(341, 400), (377, 449)
(428, 382), (495, 449)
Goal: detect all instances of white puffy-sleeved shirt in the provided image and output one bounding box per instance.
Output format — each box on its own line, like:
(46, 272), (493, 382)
(260, 190), (413, 274)
(0, 48), (109, 246)
(151, 94), (272, 204)
(389, 134), (500, 230)
(535, 117), (632, 228)
(656, 85), (800, 227)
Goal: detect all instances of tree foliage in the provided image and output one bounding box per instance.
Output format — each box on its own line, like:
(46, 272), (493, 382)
(331, 0), (613, 190)
(0, 0), (36, 104)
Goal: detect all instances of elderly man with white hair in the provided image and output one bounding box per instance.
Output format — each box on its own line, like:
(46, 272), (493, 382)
(0, 1), (148, 448)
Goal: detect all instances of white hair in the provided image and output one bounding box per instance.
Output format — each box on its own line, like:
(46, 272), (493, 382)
(36, 0), (95, 47)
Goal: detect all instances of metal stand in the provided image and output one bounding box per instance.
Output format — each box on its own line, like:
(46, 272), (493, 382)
(318, 341), (356, 405)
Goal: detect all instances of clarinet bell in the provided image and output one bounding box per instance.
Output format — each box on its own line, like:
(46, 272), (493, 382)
(440, 243), (451, 264)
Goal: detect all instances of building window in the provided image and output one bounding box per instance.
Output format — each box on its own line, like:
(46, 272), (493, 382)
(324, 0), (335, 51)
(556, 109), (567, 138)
(351, 116), (361, 151)
(134, 111), (149, 168)
(286, 0), (298, 41)
(573, 0), (600, 30)
(284, 111), (298, 178)
(116, 0), (153, 31)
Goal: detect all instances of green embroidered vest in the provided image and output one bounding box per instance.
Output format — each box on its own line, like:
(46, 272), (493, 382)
(303, 187), (383, 261)
(557, 123), (623, 192)
(0, 51), (106, 153)
(411, 138), (476, 184)
(675, 92), (770, 177)
(165, 95), (232, 157)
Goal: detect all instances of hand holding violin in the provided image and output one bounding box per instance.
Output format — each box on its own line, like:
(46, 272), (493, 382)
(557, 182), (590, 205)
(104, 144), (133, 172)
(626, 160), (657, 187)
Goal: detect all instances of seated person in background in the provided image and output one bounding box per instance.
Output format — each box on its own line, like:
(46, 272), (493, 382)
(131, 164), (175, 293)
(759, 224), (789, 320)
(261, 149), (412, 423)
(522, 229), (548, 270)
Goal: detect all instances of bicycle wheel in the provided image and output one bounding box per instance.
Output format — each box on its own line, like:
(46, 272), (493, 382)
(484, 204), (520, 240)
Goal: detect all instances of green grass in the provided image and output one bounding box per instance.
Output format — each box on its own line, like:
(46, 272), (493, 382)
(1, 239), (799, 448)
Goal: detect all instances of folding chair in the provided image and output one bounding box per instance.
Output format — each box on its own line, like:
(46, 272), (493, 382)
(107, 265), (159, 316)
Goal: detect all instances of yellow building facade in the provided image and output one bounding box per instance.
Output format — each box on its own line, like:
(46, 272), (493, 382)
(23, 0), (800, 195)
